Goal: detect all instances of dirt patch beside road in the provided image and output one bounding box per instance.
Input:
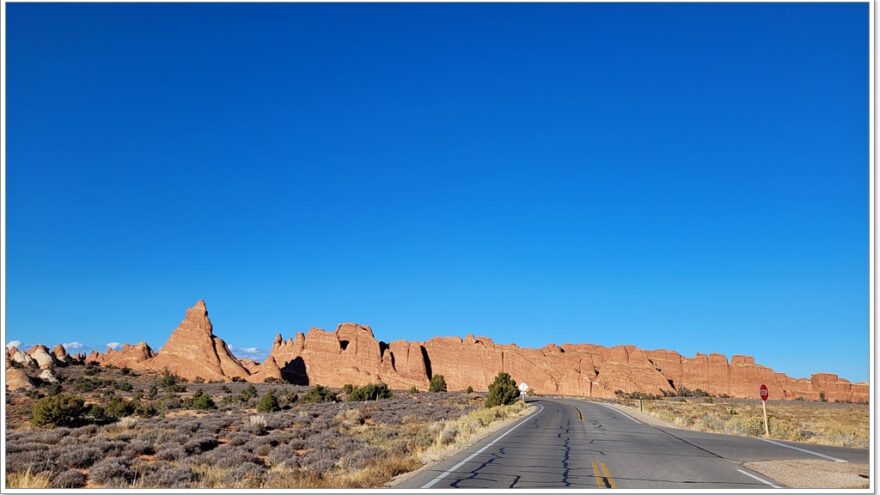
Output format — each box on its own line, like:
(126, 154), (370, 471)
(744, 459), (869, 489)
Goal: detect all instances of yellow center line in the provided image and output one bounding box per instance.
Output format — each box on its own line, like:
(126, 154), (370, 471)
(591, 462), (604, 488)
(600, 463), (618, 489)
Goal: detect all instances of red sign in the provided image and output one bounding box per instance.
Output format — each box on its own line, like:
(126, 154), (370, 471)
(759, 384), (769, 401)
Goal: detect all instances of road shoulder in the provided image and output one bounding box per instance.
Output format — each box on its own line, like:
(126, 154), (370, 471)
(387, 402), (538, 488)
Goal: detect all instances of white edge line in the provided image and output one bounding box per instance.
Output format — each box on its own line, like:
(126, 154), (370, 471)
(736, 468), (781, 489)
(421, 403), (545, 488)
(760, 438), (848, 463)
(596, 402), (643, 424)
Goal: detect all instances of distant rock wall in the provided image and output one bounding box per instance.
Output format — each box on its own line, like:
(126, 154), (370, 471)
(22, 300), (868, 402)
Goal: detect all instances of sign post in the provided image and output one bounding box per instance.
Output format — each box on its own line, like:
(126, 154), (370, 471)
(759, 384), (769, 436)
(518, 382), (529, 403)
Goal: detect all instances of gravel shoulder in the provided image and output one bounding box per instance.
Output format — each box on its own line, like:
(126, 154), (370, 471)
(744, 459), (870, 489)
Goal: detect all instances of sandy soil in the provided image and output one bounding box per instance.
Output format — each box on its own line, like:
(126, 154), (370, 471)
(744, 459), (870, 489)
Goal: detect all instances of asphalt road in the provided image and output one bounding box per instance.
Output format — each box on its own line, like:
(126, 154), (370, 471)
(396, 397), (868, 489)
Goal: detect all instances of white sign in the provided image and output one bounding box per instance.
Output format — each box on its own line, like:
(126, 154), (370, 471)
(518, 382), (529, 393)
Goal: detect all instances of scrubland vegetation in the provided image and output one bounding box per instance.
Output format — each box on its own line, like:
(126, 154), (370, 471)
(6, 364), (528, 488)
(616, 396), (868, 449)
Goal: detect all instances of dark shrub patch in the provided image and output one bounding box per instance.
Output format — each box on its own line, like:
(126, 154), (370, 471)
(347, 383), (392, 401)
(183, 435), (218, 454)
(257, 390), (281, 413)
(429, 375), (447, 393)
(303, 385), (336, 403)
(485, 372), (519, 407)
(54, 469), (87, 488)
(30, 394), (88, 427)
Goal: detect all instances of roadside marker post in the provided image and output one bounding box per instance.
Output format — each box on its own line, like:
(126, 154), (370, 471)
(759, 384), (769, 436)
(519, 382), (529, 403)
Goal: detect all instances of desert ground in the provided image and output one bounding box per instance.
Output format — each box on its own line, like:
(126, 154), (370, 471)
(6, 363), (528, 488)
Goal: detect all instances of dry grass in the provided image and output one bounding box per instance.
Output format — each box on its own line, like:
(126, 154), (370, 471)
(618, 398), (868, 448)
(7, 466), (53, 488)
(420, 401), (529, 463)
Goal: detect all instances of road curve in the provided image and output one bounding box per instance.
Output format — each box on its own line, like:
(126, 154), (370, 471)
(395, 397), (868, 489)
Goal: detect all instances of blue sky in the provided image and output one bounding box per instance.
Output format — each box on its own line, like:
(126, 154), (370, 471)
(6, 4), (869, 381)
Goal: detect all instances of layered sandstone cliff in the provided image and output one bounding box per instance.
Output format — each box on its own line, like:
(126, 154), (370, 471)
(28, 300), (867, 402)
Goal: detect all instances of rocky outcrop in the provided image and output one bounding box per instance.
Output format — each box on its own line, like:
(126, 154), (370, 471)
(28, 345), (57, 370)
(58, 300), (870, 402)
(140, 300), (250, 381)
(6, 368), (35, 391)
(88, 343), (154, 368)
(53, 344), (70, 363)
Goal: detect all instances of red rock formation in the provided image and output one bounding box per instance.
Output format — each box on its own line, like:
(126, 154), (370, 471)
(73, 300), (870, 403)
(142, 300), (249, 381)
(52, 344), (69, 363)
(88, 342), (154, 368)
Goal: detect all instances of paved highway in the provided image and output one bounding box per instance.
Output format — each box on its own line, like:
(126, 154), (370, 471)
(397, 397), (868, 489)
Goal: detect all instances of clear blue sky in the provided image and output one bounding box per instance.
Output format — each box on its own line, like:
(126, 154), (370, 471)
(7, 3), (869, 381)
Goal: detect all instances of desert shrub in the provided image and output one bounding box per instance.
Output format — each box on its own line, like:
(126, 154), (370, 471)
(189, 390), (216, 410)
(30, 394), (88, 428)
(724, 415), (764, 436)
(336, 407), (365, 428)
(257, 390), (281, 413)
(155, 446), (187, 461)
(676, 386), (712, 398)
(409, 386), (419, 393)
(159, 395), (181, 411)
(141, 463), (197, 488)
(242, 385), (259, 401)
(105, 397), (136, 419)
(303, 385), (335, 403)
(339, 445), (382, 470)
(466, 386), (474, 394)
(114, 381), (134, 392)
(222, 461), (266, 487)
(429, 375), (447, 393)
(694, 413), (726, 432)
(135, 401), (159, 418)
(348, 383), (392, 401)
(89, 456), (134, 486)
(268, 444), (301, 468)
(57, 446), (103, 468)
(819, 392), (827, 402)
(199, 446), (259, 469)
(226, 432), (250, 446)
(128, 439), (154, 455)
(45, 383), (63, 397)
(343, 383), (354, 394)
(485, 372), (519, 407)
(829, 427), (867, 448)
(437, 423), (459, 445)
(53, 469), (87, 488)
(145, 385), (158, 399)
(184, 436), (219, 455)
(246, 414), (268, 435)
(159, 370), (178, 388)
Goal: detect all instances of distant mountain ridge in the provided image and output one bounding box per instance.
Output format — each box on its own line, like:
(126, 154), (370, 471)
(8, 300), (868, 403)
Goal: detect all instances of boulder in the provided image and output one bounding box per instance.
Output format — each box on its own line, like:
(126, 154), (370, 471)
(6, 367), (35, 390)
(28, 345), (57, 370)
(53, 344), (70, 363)
(38, 368), (59, 384)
